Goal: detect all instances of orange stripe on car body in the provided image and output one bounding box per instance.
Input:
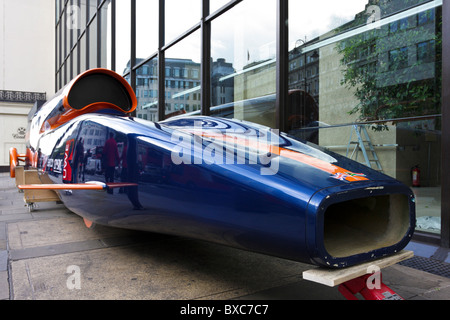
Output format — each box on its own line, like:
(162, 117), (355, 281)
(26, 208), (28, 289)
(181, 130), (368, 182)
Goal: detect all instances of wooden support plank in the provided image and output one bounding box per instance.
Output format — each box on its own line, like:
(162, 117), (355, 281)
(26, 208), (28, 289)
(15, 166), (25, 188)
(22, 170), (60, 203)
(302, 250), (414, 287)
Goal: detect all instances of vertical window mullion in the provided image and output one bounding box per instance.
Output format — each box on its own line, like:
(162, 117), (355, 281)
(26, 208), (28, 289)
(69, 0), (73, 79)
(441, 0), (450, 248)
(97, 3), (101, 68)
(276, 0), (288, 131)
(130, 0), (137, 116)
(201, 0), (211, 116)
(86, 0), (90, 70)
(111, 0), (116, 71)
(158, 0), (165, 121)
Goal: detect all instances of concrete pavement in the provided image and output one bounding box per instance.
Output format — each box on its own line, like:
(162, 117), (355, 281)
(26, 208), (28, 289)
(1, 172), (450, 301)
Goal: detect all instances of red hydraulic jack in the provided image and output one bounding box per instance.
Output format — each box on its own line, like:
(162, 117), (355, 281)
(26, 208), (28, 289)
(338, 272), (403, 300)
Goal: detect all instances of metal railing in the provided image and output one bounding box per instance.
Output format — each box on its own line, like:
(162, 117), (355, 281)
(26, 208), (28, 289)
(0, 90), (46, 103)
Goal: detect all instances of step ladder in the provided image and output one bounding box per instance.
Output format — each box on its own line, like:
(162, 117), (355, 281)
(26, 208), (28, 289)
(346, 124), (383, 172)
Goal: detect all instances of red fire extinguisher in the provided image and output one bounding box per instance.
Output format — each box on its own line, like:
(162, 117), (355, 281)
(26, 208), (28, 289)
(411, 165), (420, 187)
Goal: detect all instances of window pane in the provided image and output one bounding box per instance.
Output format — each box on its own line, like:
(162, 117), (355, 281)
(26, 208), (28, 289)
(99, 0), (112, 69)
(165, 30), (201, 119)
(88, 0), (96, 22)
(80, 0), (87, 28)
(56, 0), (61, 23)
(79, 32), (87, 73)
(165, 0), (201, 45)
(70, 0), (80, 48)
(136, 0), (158, 59)
(116, 0), (131, 75)
(211, 0), (277, 128)
(136, 59), (159, 122)
(73, 43), (78, 77)
(289, 0), (442, 234)
(67, 55), (72, 81)
(89, 16), (97, 68)
(65, 7), (71, 59)
(56, 22), (61, 70)
(63, 62), (67, 86)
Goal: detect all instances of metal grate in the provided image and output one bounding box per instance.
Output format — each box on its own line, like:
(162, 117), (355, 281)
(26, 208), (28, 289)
(399, 256), (450, 279)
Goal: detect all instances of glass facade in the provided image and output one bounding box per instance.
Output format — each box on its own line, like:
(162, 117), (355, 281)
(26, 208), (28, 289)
(211, 0), (277, 127)
(164, 29), (201, 119)
(55, 0), (448, 246)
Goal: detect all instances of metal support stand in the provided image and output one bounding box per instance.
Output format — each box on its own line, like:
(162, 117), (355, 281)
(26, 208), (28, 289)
(338, 273), (403, 300)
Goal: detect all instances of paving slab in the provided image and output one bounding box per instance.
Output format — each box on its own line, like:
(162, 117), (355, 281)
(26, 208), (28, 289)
(381, 264), (450, 300)
(10, 232), (308, 300)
